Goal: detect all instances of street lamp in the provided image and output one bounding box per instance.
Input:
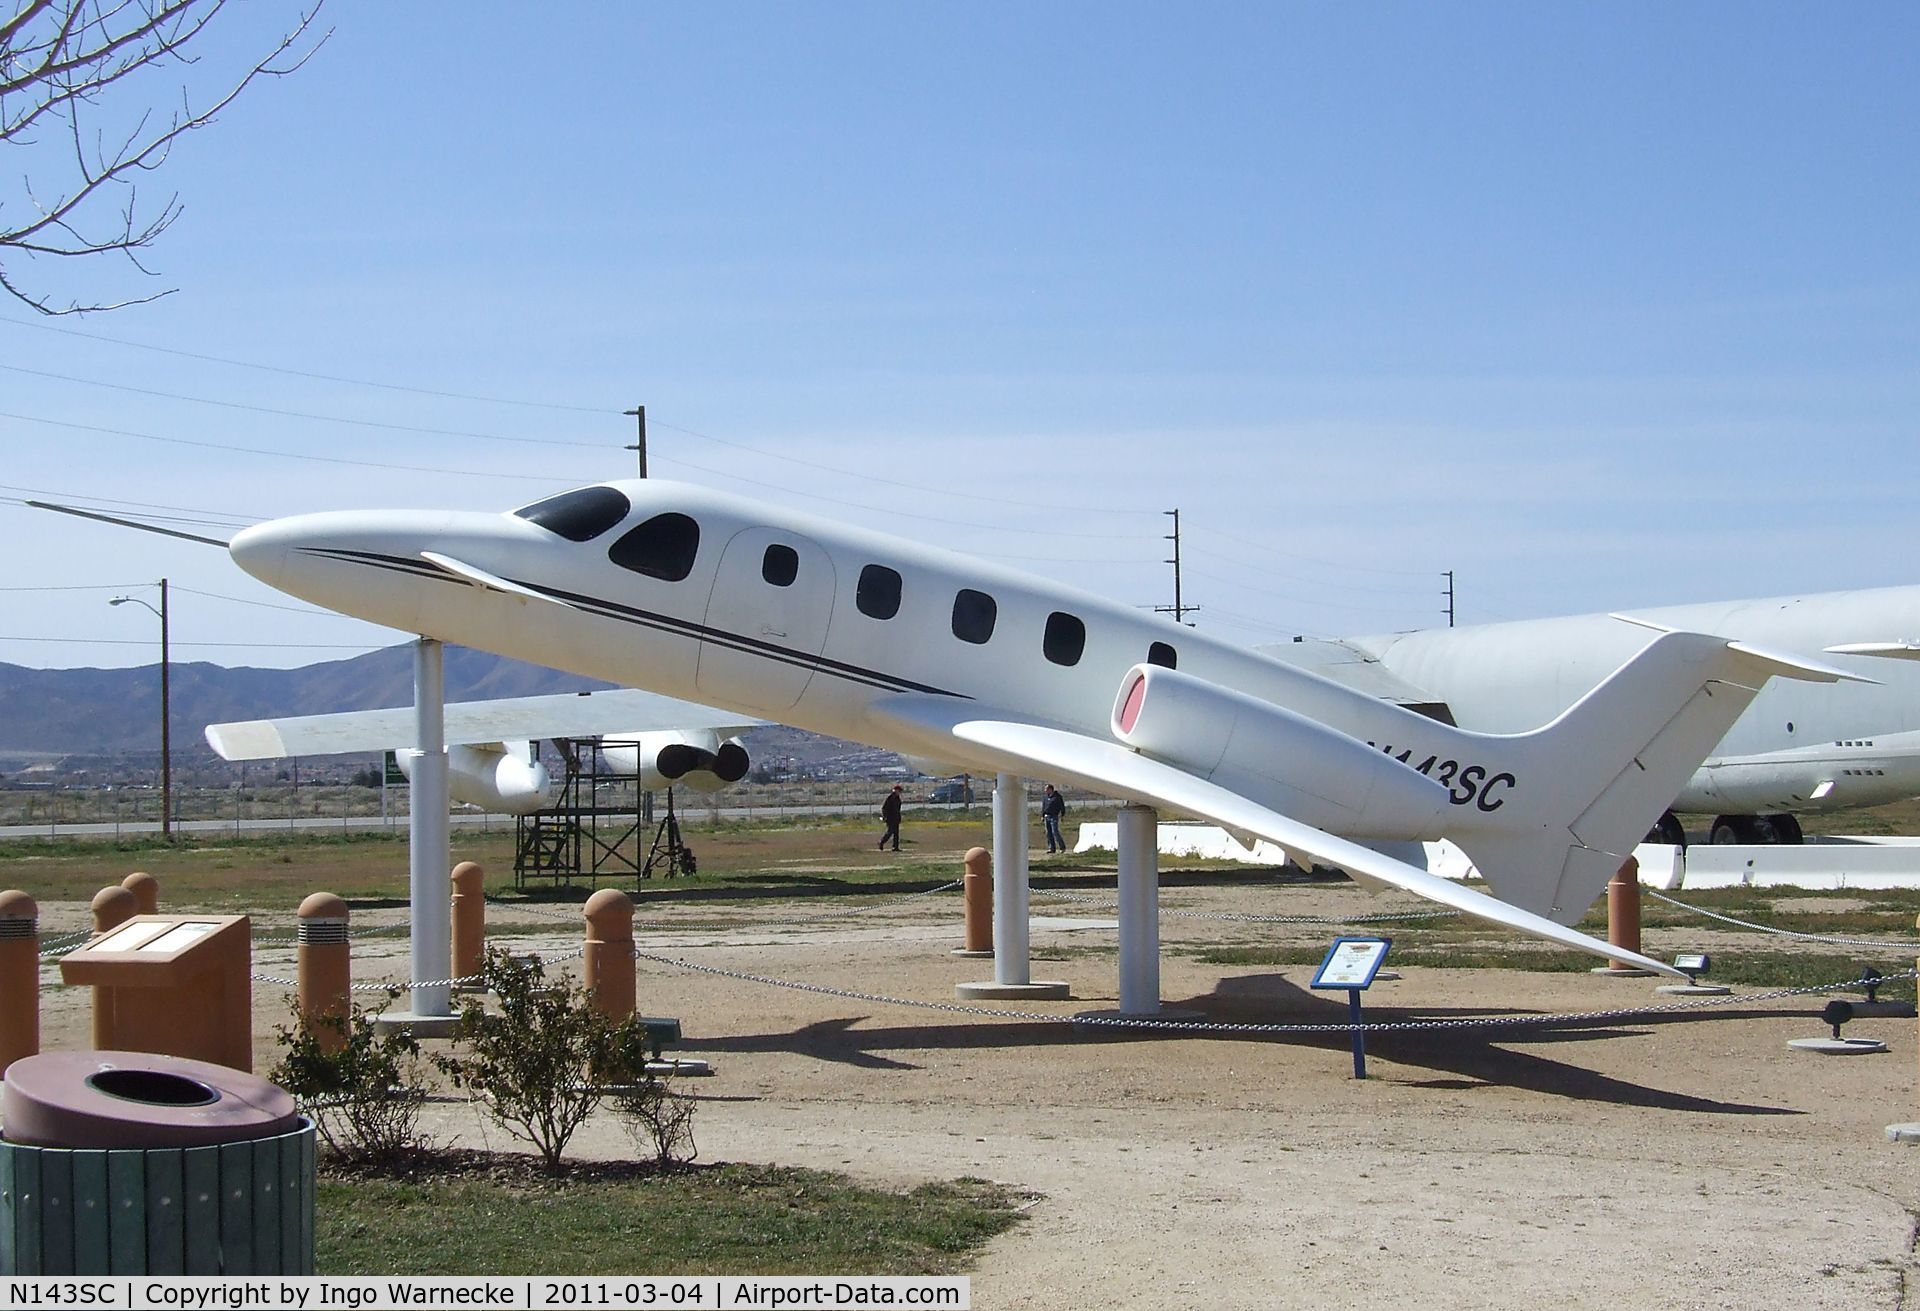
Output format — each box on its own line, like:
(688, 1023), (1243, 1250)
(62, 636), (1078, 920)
(109, 580), (171, 839)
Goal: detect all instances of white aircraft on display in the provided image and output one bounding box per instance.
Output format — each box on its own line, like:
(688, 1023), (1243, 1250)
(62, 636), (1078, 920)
(206, 691), (757, 815)
(215, 479), (1867, 979)
(1267, 586), (1920, 846)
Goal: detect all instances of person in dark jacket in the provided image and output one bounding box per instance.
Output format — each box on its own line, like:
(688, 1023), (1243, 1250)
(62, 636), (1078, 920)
(1042, 783), (1067, 853)
(878, 783), (903, 851)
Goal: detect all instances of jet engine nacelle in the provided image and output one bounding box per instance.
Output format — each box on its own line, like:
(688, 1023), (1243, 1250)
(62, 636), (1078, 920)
(396, 741), (554, 816)
(1110, 664), (1450, 839)
(600, 729), (750, 793)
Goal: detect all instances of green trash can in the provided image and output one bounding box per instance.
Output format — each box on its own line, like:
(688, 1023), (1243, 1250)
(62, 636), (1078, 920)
(0, 1051), (315, 1275)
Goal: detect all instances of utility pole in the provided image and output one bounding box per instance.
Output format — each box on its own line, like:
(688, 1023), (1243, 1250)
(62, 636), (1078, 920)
(1153, 509), (1198, 626)
(623, 405), (648, 477)
(1444, 570), (1455, 628)
(160, 577), (170, 837)
(109, 580), (171, 838)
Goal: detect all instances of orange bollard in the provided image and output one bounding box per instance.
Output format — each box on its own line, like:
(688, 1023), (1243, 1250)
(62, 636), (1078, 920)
(298, 892), (352, 1053)
(91, 885), (137, 936)
(87, 887), (137, 1051)
(0, 889), (38, 1076)
(583, 889), (636, 1020)
(121, 870), (159, 915)
(451, 861), (485, 986)
(962, 847), (993, 955)
(1602, 856), (1651, 974)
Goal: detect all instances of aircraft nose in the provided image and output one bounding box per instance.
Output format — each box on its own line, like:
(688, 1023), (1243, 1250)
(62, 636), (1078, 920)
(229, 516), (303, 590)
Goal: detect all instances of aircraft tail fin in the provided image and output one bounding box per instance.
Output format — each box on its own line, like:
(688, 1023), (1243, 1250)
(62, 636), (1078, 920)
(1449, 629), (1858, 924)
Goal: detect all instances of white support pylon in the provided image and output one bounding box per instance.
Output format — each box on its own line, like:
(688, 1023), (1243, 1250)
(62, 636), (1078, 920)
(1116, 802), (1161, 1015)
(992, 771), (1031, 987)
(956, 773), (1069, 1002)
(407, 637), (453, 1020)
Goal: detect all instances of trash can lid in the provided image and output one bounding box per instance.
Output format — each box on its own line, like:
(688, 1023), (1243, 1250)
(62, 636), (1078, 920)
(1, 1051), (300, 1149)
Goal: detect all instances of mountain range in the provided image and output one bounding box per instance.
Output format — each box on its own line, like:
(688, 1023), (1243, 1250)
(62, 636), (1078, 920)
(0, 644), (613, 760)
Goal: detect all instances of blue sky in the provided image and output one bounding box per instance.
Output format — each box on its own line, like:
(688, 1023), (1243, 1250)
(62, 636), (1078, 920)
(4, 2), (1916, 670)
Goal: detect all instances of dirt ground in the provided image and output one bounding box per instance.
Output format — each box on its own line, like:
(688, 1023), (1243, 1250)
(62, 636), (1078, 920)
(25, 868), (1920, 1310)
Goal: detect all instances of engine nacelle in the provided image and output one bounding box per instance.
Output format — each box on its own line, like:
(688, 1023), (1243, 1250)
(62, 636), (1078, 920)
(600, 730), (751, 793)
(1110, 664), (1450, 839)
(396, 742), (554, 816)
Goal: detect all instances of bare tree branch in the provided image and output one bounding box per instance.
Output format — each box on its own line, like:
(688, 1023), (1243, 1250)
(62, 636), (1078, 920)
(0, 0), (331, 314)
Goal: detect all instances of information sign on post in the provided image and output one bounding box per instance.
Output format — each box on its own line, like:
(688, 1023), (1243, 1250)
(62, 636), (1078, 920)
(1311, 936), (1393, 1079)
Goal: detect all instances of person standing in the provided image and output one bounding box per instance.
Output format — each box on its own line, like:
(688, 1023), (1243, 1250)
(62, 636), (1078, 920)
(878, 783), (903, 851)
(1042, 783), (1067, 854)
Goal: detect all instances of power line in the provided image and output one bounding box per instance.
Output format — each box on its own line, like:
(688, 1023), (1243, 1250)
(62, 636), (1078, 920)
(0, 483), (258, 527)
(1182, 565), (1438, 614)
(0, 584), (145, 592)
(1182, 545), (1442, 599)
(650, 417), (1158, 517)
(169, 585), (358, 618)
(1198, 523), (1440, 577)
(0, 314), (610, 414)
(648, 451), (1157, 543)
(1, 410), (604, 484)
(0, 636), (386, 650)
(0, 363), (608, 448)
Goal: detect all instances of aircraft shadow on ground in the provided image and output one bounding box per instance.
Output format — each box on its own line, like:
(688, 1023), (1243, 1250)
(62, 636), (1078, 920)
(685, 971), (1805, 1114)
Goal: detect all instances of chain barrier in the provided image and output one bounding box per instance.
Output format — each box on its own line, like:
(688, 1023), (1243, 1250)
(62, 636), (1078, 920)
(1644, 888), (1920, 950)
(771, 879), (962, 924)
(251, 946), (585, 994)
(481, 881), (963, 930)
(35, 929), (93, 959)
(1032, 886), (1457, 926)
(631, 946), (1917, 1034)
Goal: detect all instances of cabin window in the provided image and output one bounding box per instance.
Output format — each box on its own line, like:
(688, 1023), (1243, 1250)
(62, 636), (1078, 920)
(1147, 641), (1177, 669)
(857, 564), (902, 620)
(762, 544), (799, 587)
(952, 589), (997, 644)
(512, 485), (631, 542)
(1044, 611), (1086, 666)
(608, 512), (700, 582)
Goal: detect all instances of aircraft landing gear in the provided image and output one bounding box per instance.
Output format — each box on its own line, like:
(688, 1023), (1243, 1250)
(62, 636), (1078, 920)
(1765, 811), (1803, 844)
(1645, 810), (1687, 847)
(1709, 813), (1805, 845)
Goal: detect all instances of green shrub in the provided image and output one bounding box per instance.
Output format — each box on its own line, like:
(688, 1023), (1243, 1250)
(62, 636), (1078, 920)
(609, 1069), (699, 1167)
(270, 997), (431, 1164)
(432, 947), (645, 1172)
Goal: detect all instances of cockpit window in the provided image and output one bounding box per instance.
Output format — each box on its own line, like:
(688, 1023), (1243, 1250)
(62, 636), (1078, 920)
(513, 486), (631, 542)
(608, 512), (700, 582)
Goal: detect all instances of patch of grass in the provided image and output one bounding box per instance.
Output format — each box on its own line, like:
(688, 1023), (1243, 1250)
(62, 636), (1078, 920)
(316, 1156), (1027, 1276)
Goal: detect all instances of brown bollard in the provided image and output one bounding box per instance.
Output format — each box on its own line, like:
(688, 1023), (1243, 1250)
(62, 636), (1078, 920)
(121, 870), (159, 915)
(962, 847), (993, 954)
(583, 889), (636, 1020)
(87, 887), (138, 1051)
(298, 893), (352, 1053)
(451, 861), (485, 986)
(1604, 855), (1647, 973)
(91, 886), (137, 936)
(0, 890), (38, 1076)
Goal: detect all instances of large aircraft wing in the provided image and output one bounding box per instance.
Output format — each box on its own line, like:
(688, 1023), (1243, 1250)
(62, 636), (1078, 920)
(864, 693), (1684, 977)
(207, 688), (761, 760)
